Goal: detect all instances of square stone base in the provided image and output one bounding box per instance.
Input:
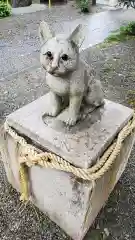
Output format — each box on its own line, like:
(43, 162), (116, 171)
(1, 97), (135, 239)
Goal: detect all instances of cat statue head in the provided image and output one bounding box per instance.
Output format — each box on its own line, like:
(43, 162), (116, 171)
(39, 21), (84, 77)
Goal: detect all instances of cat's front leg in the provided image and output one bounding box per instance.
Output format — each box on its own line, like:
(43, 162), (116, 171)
(59, 94), (83, 126)
(43, 91), (62, 117)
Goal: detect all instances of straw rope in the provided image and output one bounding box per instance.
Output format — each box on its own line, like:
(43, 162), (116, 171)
(2, 113), (135, 201)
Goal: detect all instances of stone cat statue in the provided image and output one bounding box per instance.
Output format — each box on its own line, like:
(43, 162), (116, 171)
(39, 21), (104, 126)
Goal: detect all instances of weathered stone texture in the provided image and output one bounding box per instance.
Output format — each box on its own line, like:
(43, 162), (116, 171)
(1, 98), (135, 239)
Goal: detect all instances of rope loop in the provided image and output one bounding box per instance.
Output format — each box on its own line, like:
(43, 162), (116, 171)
(2, 113), (135, 201)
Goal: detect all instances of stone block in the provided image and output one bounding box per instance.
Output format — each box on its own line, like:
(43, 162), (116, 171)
(1, 96), (135, 240)
(6, 96), (133, 168)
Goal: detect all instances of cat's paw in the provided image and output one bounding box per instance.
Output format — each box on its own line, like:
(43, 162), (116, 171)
(43, 106), (59, 117)
(65, 115), (78, 126)
(58, 110), (78, 126)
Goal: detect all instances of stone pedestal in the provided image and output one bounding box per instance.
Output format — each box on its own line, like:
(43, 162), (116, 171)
(1, 96), (135, 240)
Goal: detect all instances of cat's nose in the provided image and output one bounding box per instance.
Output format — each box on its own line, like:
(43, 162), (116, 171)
(51, 57), (59, 71)
(48, 65), (58, 74)
(51, 66), (58, 72)
(51, 63), (58, 71)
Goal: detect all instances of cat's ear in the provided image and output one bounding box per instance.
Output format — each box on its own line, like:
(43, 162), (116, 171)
(39, 21), (54, 43)
(68, 24), (84, 48)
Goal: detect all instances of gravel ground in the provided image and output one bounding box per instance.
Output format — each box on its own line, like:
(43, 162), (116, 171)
(1, 5), (135, 80)
(0, 3), (80, 79)
(82, 40), (135, 240)
(0, 5), (135, 240)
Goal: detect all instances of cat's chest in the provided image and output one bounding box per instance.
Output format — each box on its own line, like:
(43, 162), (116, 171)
(46, 74), (69, 96)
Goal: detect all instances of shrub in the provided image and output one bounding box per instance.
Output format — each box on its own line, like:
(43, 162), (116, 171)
(120, 22), (135, 35)
(105, 21), (135, 43)
(0, 0), (11, 18)
(76, 0), (89, 13)
(118, 0), (135, 8)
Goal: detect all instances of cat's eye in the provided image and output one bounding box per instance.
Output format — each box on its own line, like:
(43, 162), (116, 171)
(46, 51), (53, 59)
(61, 54), (68, 61)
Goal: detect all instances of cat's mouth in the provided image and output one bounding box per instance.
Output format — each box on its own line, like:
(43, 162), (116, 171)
(51, 72), (59, 76)
(48, 70), (59, 76)
(42, 64), (66, 76)
(48, 70), (65, 77)
(42, 65), (59, 76)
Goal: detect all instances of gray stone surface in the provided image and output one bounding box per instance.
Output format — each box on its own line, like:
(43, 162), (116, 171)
(6, 98), (133, 168)
(2, 109), (135, 240)
(0, 66), (48, 123)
